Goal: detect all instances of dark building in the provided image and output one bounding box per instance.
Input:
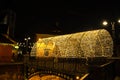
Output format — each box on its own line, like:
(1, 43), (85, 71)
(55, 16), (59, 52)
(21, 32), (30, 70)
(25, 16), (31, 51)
(0, 9), (16, 38)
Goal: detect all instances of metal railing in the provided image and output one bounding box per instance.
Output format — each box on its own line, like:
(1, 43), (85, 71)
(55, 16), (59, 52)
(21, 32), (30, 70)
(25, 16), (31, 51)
(27, 57), (115, 80)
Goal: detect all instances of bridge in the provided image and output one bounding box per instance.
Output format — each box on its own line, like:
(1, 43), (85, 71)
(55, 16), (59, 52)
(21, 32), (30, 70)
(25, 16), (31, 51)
(23, 55), (116, 80)
(0, 56), (118, 80)
(0, 29), (117, 80)
(25, 29), (116, 80)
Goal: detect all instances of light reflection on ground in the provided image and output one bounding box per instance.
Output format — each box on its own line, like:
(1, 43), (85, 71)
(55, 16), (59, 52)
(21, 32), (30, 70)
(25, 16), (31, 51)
(29, 75), (65, 80)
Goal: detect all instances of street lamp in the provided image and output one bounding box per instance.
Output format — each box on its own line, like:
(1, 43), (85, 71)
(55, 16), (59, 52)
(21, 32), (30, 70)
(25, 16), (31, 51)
(102, 19), (120, 56)
(118, 19), (120, 23)
(24, 37), (31, 54)
(102, 19), (120, 38)
(102, 20), (108, 26)
(24, 37), (31, 79)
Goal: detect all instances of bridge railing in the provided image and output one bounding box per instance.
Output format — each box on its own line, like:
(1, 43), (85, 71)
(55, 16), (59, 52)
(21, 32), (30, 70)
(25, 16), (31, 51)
(27, 57), (114, 79)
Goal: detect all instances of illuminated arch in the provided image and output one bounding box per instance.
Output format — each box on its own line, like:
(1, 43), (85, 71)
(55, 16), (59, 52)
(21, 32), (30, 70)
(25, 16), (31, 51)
(31, 29), (113, 58)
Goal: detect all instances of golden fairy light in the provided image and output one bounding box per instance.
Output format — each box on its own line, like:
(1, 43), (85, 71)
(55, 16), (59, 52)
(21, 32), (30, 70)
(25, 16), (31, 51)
(31, 29), (113, 58)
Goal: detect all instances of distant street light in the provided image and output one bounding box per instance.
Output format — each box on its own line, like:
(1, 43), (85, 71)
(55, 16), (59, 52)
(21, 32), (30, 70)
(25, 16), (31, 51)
(118, 19), (120, 23)
(24, 37), (31, 54)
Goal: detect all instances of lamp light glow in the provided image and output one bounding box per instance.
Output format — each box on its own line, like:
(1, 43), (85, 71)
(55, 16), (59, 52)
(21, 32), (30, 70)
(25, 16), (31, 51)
(102, 21), (108, 26)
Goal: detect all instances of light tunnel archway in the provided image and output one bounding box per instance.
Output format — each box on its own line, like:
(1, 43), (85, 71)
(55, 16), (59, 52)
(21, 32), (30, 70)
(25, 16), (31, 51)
(31, 29), (113, 58)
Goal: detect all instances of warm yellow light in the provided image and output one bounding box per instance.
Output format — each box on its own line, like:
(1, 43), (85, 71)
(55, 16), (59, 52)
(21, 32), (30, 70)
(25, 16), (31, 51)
(15, 45), (19, 49)
(31, 29), (113, 58)
(76, 76), (80, 80)
(38, 38), (42, 42)
(24, 37), (31, 40)
(118, 19), (120, 23)
(28, 37), (31, 40)
(36, 39), (55, 57)
(102, 21), (108, 26)
(24, 38), (27, 40)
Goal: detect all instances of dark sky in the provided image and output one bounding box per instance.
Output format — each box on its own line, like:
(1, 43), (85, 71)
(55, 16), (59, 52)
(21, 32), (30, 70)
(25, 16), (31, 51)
(1, 0), (120, 41)
(16, 8), (120, 37)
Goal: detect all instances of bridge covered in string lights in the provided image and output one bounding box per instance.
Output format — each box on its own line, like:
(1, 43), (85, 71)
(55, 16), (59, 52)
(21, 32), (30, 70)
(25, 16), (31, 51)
(23, 29), (115, 80)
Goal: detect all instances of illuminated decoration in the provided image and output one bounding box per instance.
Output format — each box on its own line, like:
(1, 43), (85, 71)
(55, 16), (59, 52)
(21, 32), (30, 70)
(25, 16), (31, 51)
(35, 38), (55, 57)
(29, 75), (65, 80)
(31, 29), (113, 57)
(36, 34), (57, 41)
(14, 45), (19, 49)
(76, 76), (80, 80)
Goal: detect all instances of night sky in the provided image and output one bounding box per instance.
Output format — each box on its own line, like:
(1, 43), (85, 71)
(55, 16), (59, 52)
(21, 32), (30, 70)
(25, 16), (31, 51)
(1, 0), (120, 41)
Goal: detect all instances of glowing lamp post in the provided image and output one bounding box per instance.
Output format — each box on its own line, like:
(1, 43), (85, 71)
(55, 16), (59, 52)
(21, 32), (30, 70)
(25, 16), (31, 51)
(24, 37), (31, 79)
(24, 37), (31, 54)
(102, 19), (120, 38)
(102, 19), (120, 56)
(102, 21), (108, 26)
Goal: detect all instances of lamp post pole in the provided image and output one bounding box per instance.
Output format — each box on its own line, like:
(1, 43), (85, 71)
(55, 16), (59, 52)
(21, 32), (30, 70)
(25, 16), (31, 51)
(111, 22), (115, 40)
(24, 37), (30, 79)
(111, 22), (116, 56)
(102, 19), (120, 56)
(24, 37), (30, 54)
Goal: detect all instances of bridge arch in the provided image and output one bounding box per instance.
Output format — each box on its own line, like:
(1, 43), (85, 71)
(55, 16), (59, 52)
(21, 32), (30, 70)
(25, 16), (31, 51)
(28, 71), (73, 80)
